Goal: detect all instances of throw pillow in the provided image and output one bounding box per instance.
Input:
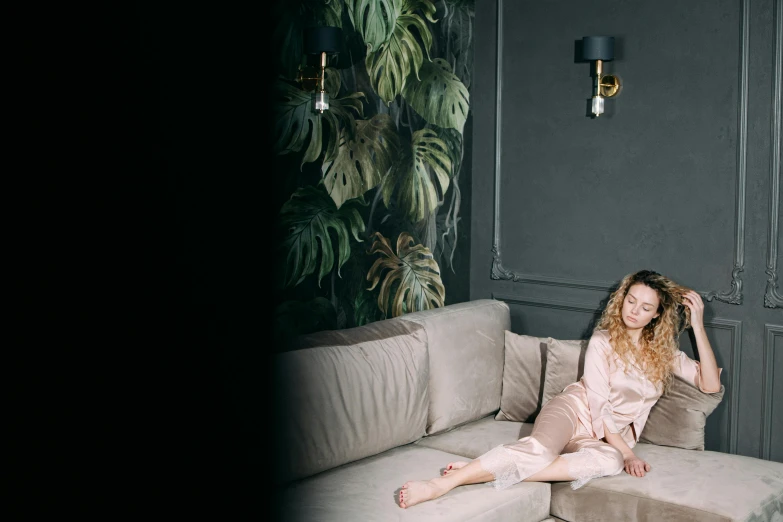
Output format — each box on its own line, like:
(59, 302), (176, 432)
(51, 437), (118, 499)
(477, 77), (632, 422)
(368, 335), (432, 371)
(495, 331), (548, 422)
(542, 338), (588, 406)
(639, 376), (724, 450)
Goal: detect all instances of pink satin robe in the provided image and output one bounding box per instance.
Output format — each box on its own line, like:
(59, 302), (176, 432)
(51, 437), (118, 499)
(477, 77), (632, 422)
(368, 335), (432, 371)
(568, 329), (722, 447)
(479, 329), (722, 490)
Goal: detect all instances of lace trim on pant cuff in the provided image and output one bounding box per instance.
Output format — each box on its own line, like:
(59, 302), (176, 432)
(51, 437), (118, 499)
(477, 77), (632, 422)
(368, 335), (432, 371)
(478, 446), (523, 490)
(560, 448), (605, 490)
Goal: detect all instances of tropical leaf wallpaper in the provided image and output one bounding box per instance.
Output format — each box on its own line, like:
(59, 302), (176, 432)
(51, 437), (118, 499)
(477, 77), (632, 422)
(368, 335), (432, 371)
(272, 0), (475, 346)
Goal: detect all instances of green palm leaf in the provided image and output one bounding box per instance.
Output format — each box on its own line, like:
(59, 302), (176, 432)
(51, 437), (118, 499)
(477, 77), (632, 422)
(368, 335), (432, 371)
(366, 231), (445, 317)
(353, 288), (384, 325)
(346, 0), (402, 52)
(365, 11), (434, 104)
(402, 0), (437, 22)
(315, 0), (343, 27)
(279, 186), (367, 288)
(402, 58), (470, 134)
(322, 113), (399, 209)
(381, 128), (452, 222)
(274, 70), (364, 168)
(322, 69), (366, 160)
(274, 78), (324, 166)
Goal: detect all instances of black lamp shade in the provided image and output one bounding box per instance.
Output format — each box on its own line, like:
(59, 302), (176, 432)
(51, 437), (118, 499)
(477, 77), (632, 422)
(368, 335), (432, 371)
(304, 26), (342, 55)
(582, 36), (615, 61)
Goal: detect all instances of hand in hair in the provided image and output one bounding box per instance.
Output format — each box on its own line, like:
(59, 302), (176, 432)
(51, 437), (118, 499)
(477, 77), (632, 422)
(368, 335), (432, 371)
(682, 290), (705, 330)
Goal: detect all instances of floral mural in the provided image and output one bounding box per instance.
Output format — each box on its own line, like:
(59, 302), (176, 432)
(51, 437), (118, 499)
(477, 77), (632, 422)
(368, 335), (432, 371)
(272, 0), (474, 345)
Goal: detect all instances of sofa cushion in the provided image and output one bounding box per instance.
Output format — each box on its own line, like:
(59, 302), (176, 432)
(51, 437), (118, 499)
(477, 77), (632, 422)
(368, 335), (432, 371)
(550, 443), (783, 522)
(400, 299), (510, 435)
(273, 318), (429, 484)
(277, 444), (551, 522)
(495, 332), (548, 423)
(639, 376), (725, 450)
(542, 338), (587, 406)
(416, 414), (534, 459)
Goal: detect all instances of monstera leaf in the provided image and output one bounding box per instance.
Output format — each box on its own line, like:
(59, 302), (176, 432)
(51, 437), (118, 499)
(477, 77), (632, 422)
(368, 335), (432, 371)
(364, 0), (436, 104)
(322, 68), (365, 161)
(440, 0), (474, 89)
(321, 113), (399, 209)
(274, 79), (323, 166)
(434, 127), (464, 178)
(353, 288), (384, 326)
(432, 127), (464, 270)
(278, 186), (367, 287)
(313, 0), (343, 27)
(402, 0), (438, 19)
(403, 58), (470, 134)
(274, 70), (364, 168)
(381, 128), (452, 222)
(346, 0), (402, 52)
(366, 231), (445, 317)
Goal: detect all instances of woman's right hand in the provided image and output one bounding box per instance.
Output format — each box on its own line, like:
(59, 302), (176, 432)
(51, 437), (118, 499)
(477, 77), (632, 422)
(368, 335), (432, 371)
(624, 454), (651, 477)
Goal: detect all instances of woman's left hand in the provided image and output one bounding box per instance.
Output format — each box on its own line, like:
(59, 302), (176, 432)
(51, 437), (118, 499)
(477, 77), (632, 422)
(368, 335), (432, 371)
(683, 290), (705, 330)
(624, 454), (652, 477)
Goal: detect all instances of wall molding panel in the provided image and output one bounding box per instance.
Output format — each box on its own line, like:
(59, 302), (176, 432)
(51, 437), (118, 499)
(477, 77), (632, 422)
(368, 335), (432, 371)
(765, 0), (783, 309)
(706, 318), (743, 454)
(493, 294), (602, 314)
(761, 324), (783, 459)
(489, 0), (748, 304)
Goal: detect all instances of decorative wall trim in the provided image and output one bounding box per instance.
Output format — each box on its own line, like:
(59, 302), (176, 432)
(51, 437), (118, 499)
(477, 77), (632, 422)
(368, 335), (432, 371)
(490, 259), (615, 291)
(704, 318), (742, 454)
(490, 0), (748, 304)
(492, 293), (602, 314)
(761, 324), (783, 459)
(765, 0), (783, 308)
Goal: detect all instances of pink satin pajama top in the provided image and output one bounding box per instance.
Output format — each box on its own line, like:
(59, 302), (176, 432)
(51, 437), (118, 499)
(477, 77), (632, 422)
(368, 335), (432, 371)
(564, 329), (721, 448)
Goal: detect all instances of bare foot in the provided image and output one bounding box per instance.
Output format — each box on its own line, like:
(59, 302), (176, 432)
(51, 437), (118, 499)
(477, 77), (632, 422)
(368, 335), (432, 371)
(442, 461), (469, 476)
(398, 479), (447, 508)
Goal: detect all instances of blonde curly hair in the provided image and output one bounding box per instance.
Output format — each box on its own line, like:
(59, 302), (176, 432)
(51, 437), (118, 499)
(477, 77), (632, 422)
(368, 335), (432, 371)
(595, 269), (691, 392)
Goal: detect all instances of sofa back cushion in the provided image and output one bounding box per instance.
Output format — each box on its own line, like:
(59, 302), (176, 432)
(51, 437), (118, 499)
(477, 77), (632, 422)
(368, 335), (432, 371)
(542, 338), (588, 405)
(639, 377), (725, 450)
(273, 318), (429, 484)
(400, 299), (510, 435)
(495, 332), (548, 422)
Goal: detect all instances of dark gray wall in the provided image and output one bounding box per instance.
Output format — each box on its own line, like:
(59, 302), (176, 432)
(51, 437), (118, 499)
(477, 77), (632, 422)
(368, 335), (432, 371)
(470, 0), (782, 460)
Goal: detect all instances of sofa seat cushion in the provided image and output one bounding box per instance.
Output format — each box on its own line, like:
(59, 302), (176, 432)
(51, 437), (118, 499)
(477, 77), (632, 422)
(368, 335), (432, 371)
(550, 443), (783, 522)
(415, 414), (534, 459)
(277, 444), (550, 522)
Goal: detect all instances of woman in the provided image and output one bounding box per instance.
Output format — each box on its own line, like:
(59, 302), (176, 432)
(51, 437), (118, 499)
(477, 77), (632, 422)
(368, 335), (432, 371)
(398, 269), (722, 509)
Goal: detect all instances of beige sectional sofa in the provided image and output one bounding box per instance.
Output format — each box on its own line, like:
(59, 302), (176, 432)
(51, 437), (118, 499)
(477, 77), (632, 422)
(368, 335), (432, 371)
(272, 299), (783, 521)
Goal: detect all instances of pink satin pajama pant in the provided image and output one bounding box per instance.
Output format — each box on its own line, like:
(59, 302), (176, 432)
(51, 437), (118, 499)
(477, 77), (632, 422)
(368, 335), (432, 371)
(479, 384), (625, 490)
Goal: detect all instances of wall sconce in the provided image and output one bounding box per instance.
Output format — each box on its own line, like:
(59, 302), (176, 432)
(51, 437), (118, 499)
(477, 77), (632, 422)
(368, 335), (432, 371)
(582, 36), (621, 117)
(298, 26), (342, 114)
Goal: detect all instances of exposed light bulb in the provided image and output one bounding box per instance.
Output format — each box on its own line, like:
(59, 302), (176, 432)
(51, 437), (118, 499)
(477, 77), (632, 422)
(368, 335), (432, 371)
(313, 90), (329, 112)
(591, 95), (604, 116)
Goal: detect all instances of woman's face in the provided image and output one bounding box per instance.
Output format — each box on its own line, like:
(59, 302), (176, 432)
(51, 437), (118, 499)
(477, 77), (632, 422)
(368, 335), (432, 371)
(622, 283), (661, 332)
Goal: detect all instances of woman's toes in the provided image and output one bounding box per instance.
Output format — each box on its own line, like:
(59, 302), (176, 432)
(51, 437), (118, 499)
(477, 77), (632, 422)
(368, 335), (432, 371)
(398, 484), (409, 508)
